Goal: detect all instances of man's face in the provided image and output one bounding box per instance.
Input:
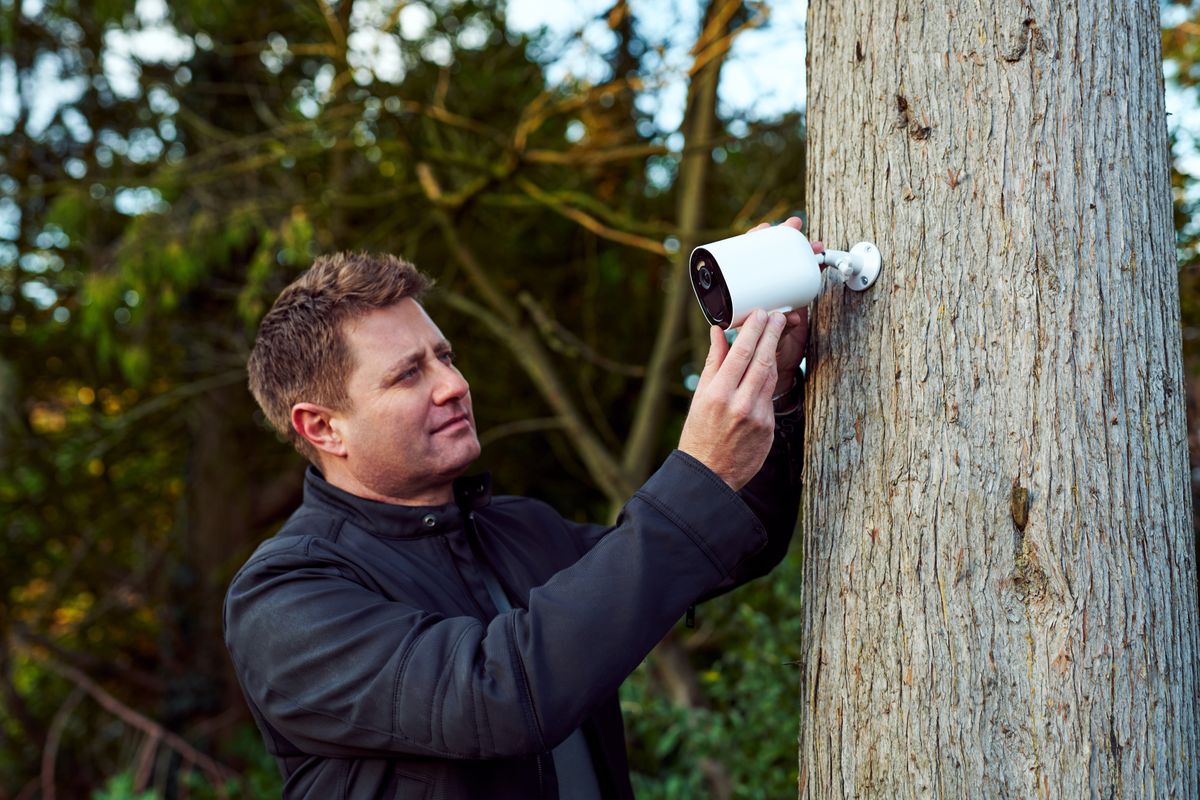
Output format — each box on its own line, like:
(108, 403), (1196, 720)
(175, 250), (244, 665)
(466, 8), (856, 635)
(331, 298), (480, 505)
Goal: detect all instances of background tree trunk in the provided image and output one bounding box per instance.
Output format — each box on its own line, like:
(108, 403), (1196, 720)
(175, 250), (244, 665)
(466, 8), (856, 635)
(800, 2), (1200, 797)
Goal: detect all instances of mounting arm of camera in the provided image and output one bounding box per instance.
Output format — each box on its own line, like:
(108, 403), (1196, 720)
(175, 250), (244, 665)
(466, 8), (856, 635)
(816, 243), (882, 292)
(689, 226), (882, 330)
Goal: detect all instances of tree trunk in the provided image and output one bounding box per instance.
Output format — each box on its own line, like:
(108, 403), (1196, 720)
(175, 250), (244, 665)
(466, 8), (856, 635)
(800, 2), (1200, 797)
(169, 382), (262, 721)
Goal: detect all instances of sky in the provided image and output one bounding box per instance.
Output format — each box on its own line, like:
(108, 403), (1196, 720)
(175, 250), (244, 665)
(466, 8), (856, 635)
(506, 0), (807, 131)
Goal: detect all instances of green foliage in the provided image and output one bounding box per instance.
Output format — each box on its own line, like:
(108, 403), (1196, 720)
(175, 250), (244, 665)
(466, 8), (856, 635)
(91, 772), (158, 800)
(626, 549), (806, 799)
(178, 724), (285, 799)
(88, 727), (285, 800)
(45, 189), (91, 242)
(220, 724), (286, 798)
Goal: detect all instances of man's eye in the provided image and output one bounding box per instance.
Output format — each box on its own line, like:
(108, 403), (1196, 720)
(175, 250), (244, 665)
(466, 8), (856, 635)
(395, 367), (418, 383)
(439, 351), (456, 364)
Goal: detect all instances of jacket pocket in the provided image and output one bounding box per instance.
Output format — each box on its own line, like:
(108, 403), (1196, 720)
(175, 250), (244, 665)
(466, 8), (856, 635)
(390, 767), (433, 800)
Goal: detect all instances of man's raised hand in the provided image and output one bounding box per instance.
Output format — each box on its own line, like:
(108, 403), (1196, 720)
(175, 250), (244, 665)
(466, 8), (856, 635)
(750, 216), (821, 398)
(678, 309), (785, 490)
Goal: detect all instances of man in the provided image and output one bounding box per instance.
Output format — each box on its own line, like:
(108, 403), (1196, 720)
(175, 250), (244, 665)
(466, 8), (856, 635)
(225, 218), (816, 799)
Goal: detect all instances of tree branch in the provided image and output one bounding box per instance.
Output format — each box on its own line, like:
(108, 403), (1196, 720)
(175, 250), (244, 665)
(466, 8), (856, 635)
(133, 730), (161, 793)
(512, 76), (644, 152)
(688, 0), (767, 77)
(478, 417), (566, 448)
(86, 369), (247, 460)
(437, 289), (632, 503)
(40, 686), (85, 800)
(11, 622), (167, 695)
(523, 142), (668, 166)
(516, 292), (646, 377)
(420, 163), (638, 501)
(515, 177), (668, 255)
(19, 641), (237, 794)
(479, 190), (675, 238)
(0, 640), (46, 747)
(418, 166), (520, 326)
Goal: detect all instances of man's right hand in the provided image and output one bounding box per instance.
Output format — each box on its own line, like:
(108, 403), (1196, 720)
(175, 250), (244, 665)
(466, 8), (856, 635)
(678, 309), (786, 491)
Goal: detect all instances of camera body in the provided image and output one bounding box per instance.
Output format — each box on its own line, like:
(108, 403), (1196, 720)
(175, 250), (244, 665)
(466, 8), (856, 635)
(689, 226), (823, 330)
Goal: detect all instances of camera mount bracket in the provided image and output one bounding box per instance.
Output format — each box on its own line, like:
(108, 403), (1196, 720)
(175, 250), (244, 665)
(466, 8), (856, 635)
(817, 242), (882, 292)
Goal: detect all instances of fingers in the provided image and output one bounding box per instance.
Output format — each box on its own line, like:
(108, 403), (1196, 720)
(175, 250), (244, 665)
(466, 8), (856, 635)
(781, 309), (807, 329)
(712, 310), (786, 399)
(706, 310), (772, 395)
(693, 325), (729, 396)
(753, 215), (818, 252)
(678, 312), (784, 490)
(736, 312), (786, 400)
(754, 216), (802, 233)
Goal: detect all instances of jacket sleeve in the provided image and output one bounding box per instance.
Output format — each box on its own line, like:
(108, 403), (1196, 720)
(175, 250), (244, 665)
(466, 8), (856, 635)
(224, 451), (768, 762)
(568, 402), (805, 567)
(700, 401), (804, 598)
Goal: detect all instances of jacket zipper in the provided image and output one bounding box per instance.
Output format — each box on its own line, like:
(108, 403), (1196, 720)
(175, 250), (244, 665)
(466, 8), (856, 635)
(467, 511), (548, 798)
(441, 536), (491, 620)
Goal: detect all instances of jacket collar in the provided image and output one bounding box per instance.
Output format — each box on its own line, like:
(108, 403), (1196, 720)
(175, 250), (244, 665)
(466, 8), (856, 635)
(301, 466), (493, 537)
(453, 472), (493, 511)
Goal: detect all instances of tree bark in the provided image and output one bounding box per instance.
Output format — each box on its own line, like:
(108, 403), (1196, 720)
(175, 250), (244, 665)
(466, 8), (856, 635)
(800, 2), (1200, 797)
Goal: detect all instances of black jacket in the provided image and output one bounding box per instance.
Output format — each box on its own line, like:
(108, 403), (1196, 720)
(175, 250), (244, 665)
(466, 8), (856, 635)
(224, 422), (801, 799)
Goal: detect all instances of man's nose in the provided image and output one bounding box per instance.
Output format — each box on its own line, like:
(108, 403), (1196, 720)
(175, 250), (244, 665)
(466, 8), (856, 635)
(432, 362), (469, 404)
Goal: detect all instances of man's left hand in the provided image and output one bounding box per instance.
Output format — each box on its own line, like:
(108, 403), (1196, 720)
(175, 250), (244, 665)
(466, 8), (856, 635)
(748, 216), (824, 396)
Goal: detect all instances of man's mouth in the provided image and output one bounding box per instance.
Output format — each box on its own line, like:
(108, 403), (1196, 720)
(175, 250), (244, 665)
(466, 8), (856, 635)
(432, 414), (471, 434)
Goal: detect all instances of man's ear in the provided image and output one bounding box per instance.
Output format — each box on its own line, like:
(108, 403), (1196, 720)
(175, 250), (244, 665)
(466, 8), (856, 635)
(292, 403), (347, 459)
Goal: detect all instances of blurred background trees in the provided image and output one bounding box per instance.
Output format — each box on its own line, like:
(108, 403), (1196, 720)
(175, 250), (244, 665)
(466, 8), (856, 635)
(0, 0), (1195, 797)
(1166, 0), (1200, 541)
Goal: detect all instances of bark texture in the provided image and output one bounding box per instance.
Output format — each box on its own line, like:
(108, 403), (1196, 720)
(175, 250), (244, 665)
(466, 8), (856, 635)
(800, 2), (1200, 797)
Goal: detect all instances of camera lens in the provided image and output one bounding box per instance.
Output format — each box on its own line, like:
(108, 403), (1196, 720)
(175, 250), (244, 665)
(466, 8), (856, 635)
(689, 249), (732, 328)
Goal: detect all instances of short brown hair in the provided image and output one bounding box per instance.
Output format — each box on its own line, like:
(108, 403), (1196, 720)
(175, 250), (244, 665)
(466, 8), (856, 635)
(247, 251), (433, 463)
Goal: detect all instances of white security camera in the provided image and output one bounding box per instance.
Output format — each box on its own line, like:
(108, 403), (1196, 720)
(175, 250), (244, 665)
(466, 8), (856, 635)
(689, 226), (882, 329)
